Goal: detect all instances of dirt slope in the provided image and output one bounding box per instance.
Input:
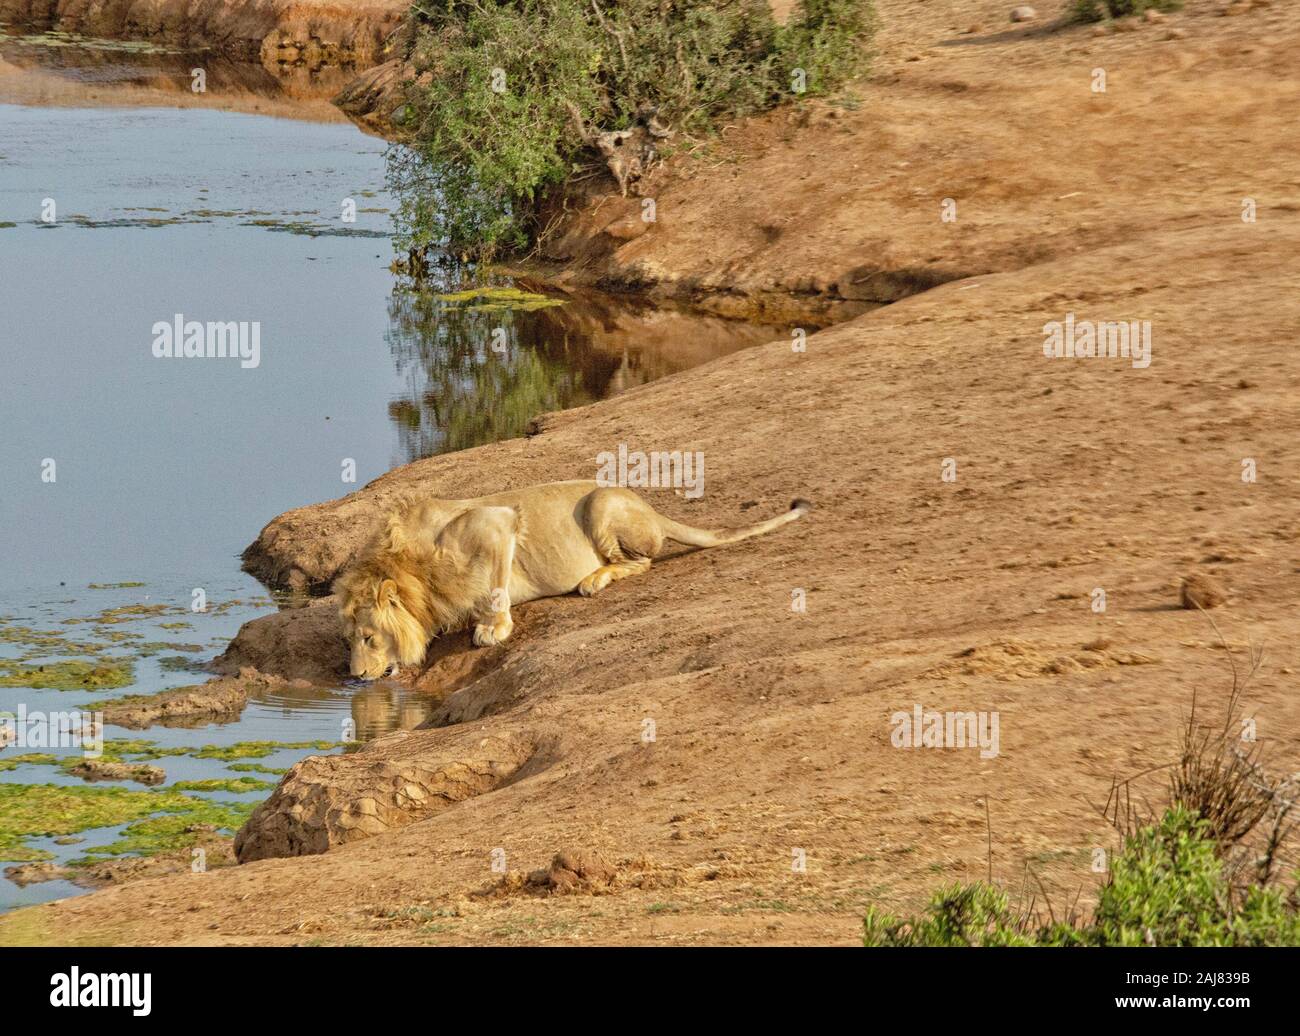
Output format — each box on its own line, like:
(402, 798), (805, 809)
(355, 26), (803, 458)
(4, 1), (1299, 945)
(531, 0), (1297, 312)
(0, 0), (404, 66)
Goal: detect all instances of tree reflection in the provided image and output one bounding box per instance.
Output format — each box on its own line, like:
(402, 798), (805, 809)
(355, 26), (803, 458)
(383, 282), (797, 464)
(385, 288), (603, 461)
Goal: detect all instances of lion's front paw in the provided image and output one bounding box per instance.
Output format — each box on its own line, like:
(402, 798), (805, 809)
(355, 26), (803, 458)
(472, 616), (513, 647)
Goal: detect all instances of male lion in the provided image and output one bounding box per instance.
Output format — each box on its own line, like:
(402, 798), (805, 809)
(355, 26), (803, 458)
(336, 480), (811, 680)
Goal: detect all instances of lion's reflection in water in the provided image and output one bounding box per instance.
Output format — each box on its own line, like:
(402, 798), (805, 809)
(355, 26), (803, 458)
(245, 678), (437, 743)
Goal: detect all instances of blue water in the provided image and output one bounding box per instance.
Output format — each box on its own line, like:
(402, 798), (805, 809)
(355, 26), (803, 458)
(0, 73), (425, 910)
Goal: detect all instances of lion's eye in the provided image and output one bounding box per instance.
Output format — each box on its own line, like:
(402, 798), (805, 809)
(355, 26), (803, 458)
(364, 635), (375, 647)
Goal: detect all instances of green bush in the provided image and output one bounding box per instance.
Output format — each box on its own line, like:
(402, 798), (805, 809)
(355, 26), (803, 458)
(862, 808), (1300, 947)
(1072, 0), (1182, 21)
(391, 0), (876, 258)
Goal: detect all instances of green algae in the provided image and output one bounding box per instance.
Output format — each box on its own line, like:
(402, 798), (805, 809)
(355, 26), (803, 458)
(158, 622), (193, 631)
(95, 739), (190, 762)
(190, 739), (340, 761)
(87, 582), (145, 590)
(172, 777), (274, 794)
(63, 603), (176, 625)
(433, 286), (566, 313)
(239, 218), (388, 239)
(132, 641), (204, 657)
(0, 753), (59, 772)
(0, 783), (231, 863)
(65, 215), (202, 230)
(68, 737), (339, 764)
(226, 763), (288, 775)
(0, 624), (108, 659)
(0, 659), (134, 691)
(92, 628), (144, 642)
(71, 800), (254, 862)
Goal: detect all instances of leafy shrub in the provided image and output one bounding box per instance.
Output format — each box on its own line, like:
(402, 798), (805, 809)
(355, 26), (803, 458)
(390, 0), (876, 258)
(863, 881), (1042, 947)
(1072, 0), (1182, 21)
(863, 807), (1300, 947)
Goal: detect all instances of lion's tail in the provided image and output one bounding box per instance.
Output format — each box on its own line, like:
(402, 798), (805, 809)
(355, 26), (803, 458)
(657, 498), (812, 549)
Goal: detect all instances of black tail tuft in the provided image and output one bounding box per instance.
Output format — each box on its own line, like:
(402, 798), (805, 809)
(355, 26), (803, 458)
(790, 498), (814, 513)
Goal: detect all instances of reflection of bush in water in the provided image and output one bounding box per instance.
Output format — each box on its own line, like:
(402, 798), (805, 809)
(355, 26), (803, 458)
(385, 289), (616, 462)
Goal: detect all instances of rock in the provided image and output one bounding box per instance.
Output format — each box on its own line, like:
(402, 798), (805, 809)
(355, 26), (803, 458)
(604, 214), (651, 242)
(214, 602), (347, 683)
(92, 673), (256, 729)
(1166, 28), (1188, 39)
(1143, 7), (1165, 20)
(1180, 574), (1227, 610)
(234, 728), (542, 862)
(67, 759), (166, 786)
(333, 59), (411, 136)
(526, 850), (618, 893)
(5, 862), (71, 887)
(1010, 6), (1036, 22)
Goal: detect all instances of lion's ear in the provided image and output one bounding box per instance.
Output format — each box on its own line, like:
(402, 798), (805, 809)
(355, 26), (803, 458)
(376, 578), (401, 609)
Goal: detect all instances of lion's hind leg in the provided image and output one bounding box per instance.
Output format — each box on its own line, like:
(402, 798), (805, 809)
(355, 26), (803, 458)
(577, 488), (661, 597)
(577, 555), (652, 597)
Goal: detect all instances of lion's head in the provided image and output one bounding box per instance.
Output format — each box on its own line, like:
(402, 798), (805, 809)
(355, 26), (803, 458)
(335, 564), (432, 681)
(334, 506), (475, 681)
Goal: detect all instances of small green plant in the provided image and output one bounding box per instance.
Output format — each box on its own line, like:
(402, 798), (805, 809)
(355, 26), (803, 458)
(864, 808), (1300, 946)
(1072, 0), (1182, 21)
(391, 0), (876, 258)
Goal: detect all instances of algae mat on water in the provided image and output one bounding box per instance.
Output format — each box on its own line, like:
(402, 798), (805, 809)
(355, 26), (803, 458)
(0, 659), (134, 691)
(433, 286), (567, 313)
(171, 777), (275, 794)
(79, 737), (341, 762)
(0, 784), (252, 863)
